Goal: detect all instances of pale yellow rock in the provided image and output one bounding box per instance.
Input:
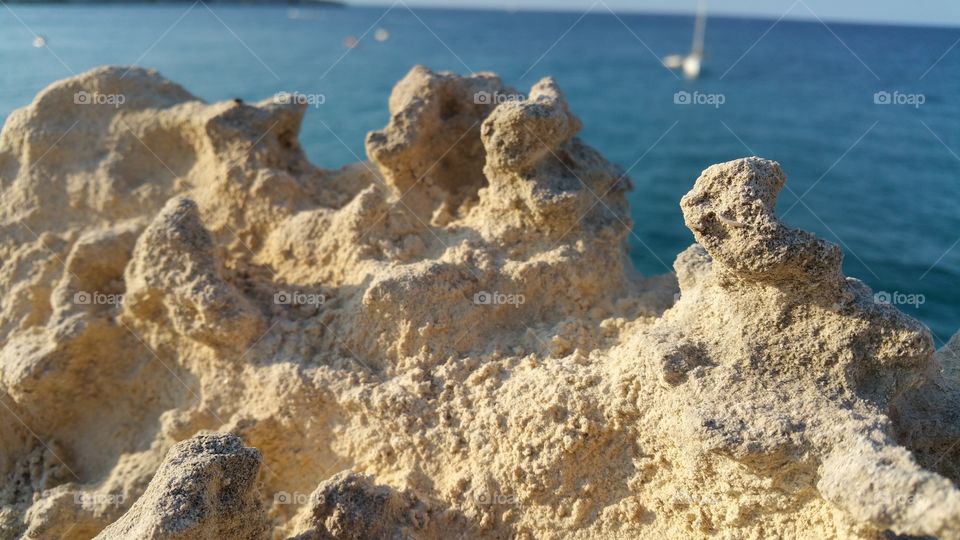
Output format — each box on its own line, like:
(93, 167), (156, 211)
(0, 65), (957, 540)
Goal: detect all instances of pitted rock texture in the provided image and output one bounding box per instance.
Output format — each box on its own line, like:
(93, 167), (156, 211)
(288, 471), (438, 540)
(0, 65), (957, 540)
(94, 434), (266, 540)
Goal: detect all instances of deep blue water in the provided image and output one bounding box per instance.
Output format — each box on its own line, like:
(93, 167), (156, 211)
(2, 5), (958, 341)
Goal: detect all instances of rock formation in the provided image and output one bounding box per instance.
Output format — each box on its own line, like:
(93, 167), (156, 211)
(0, 65), (957, 539)
(95, 434), (266, 539)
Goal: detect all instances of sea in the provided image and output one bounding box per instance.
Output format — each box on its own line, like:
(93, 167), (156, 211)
(2, 5), (958, 342)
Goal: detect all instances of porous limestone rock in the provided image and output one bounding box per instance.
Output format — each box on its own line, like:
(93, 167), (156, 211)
(0, 65), (957, 540)
(123, 196), (265, 350)
(365, 65), (508, 211)
(288, 471), (439, 540)
(94, 434), (266, 539)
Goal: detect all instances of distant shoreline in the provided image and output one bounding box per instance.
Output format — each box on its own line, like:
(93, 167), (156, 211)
(5, 0), (346, 4)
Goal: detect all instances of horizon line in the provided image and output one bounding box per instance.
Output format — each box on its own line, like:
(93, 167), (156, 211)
(363, 2), (960, 30)
(8, 1), (960, 30)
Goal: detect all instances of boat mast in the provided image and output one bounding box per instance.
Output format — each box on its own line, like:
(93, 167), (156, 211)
(691, 0), (707, 58)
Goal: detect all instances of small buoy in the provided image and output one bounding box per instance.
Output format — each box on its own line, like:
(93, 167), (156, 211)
(343, 35), (358, 49)
(32, 35), (47, 48)
(373, 28), (390, 42)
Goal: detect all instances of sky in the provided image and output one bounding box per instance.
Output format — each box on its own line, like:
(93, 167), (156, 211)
(347, 0), (960, 28)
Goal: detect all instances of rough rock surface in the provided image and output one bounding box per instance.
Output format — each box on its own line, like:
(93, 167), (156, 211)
(288, 471), (437, 540)
(0, 65), (957, 539)
(94, 434), (266, 539)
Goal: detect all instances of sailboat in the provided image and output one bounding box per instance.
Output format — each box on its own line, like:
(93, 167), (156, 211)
(663, 1), (707, 79)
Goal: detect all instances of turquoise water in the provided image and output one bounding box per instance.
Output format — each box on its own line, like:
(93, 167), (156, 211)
(2, 6), (958, 341)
